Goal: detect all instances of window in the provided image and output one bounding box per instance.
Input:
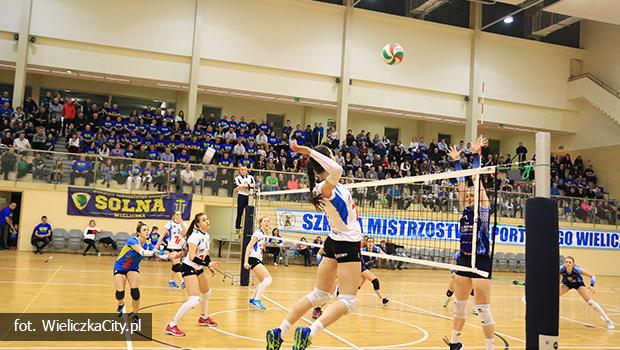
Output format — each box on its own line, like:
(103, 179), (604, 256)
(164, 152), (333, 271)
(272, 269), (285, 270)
(488, 139), (501, 155)
(266, 113), (284, 134)
(384, 127), (399, 142)
(41, 88), (108, 107)
(202, 105), (221, 118)
(438, 133), (452, 145)
(0, 84), (32, 103)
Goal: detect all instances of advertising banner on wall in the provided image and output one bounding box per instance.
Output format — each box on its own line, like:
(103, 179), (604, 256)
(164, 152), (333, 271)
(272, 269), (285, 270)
(67, 187), (192, 220)
(276, 209), (620, 250)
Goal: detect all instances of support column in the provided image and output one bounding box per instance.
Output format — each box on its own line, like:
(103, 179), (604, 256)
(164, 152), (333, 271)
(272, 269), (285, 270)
(465, 2), (482, 144)
(30, 74), (41, 102)
(12, 0), (33, 109)
(336, 0), (353, 143)
(187, 0), (205, 126)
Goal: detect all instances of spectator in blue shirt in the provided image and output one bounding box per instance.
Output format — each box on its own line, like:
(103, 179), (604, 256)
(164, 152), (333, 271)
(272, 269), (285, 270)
(0, 202), (17, 250)
(31, 215), (52, 254)
(70, 154), (93, 186)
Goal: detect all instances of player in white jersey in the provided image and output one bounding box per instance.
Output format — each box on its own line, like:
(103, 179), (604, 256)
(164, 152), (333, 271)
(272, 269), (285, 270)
(155, 211), (187, 289)
(267, 141), (362, 350)
(243, 216), (272, 310)
(165, 212), (220, 337)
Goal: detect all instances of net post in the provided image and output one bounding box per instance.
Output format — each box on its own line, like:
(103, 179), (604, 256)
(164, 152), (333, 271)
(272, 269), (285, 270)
(525, 131), (559, 349)
(239, 190), (256, 287)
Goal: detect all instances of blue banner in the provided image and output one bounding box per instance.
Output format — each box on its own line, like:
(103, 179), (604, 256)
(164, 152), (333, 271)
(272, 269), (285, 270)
(67, 187), (192, 220)
(276, 209), (620, 250)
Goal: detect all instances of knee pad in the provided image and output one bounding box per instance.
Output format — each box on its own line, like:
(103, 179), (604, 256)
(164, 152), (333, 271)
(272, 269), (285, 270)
(262, 276), (273, 287)
(130, 288), (140, 301)
(201, 289), (213, 300)
(453, 300), (467, 319)
(475, 304), (494, 326)
(115, 290), (125, 301)
(371, 278), (380, 291)
(338, 294), (357, 313)
(306, 288), (331, 307)
(171, 263), (182, 273)
(446, 290), (454, 297)
(188, 295), (201, 308)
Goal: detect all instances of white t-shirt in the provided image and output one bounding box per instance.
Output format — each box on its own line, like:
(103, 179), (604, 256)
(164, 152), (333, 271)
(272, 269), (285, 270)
(83, 227), (99, 240)
(249, 229), (266, 260)
(313, 182), (361, 242)
(183, 229), (211, 270)
(165, 220), (184, 249)
(235, 175), (255, 196)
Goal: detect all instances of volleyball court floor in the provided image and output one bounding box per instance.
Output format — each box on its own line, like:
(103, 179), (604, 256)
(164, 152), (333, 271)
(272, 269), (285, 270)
(1, 252), (618, 349)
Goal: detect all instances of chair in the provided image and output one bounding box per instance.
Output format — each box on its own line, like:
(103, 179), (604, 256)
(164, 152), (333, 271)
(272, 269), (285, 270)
(67, 229), (84, 252)
(430, 248), (441, 262)
(494, 252), (506, 271)
(505, 253), (518, 272)
(114, 232), (131, 250)
(50, 228), (67, 251)
(515, 253), (526, 272)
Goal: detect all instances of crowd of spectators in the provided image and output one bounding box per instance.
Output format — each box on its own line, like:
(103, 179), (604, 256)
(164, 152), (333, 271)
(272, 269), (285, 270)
(0, 89), (617, 224)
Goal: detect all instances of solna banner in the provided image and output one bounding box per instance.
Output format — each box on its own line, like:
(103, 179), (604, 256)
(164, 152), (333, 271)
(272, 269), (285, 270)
(67, 187), (192, 220)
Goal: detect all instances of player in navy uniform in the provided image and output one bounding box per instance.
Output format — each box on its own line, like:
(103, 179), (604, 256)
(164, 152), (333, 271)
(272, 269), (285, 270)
(560, 256), (615, 329)
(266, 141), (361, 350)
(165, 212), (220, 337)
(445, 136), (495, 350)
(360, 239), (389, 305)
(243, 216), (272, 310)
(114, 222), (177, 319)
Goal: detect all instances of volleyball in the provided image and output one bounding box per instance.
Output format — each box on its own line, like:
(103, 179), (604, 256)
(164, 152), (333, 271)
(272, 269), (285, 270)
(382, 42), (404, 65)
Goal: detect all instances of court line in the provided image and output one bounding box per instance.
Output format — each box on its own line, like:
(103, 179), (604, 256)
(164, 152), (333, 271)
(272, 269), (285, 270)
(21, 265), (63, 313)
(3, 346), (620, 350)
(260, 293), (363, 350)
(390, 299), (527, 344)
(559, 315), (619, 333)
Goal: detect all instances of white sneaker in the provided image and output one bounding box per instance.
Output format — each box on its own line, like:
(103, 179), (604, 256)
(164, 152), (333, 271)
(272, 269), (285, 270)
(606, 320), (615, 330)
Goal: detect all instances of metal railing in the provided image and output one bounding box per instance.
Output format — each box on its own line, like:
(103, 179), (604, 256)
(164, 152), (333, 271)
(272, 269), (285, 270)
(569, 73), (620, 99)
(1, 146), (617, 228)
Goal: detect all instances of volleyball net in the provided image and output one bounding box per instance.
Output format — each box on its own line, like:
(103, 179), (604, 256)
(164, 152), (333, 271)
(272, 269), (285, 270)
(254, 165), (498, 277)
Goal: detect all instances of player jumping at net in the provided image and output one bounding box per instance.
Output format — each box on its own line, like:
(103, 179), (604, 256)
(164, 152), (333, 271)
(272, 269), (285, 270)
(444, 136), (495, 350)
(560, 256), (615, 330)
(165, 212), (220, 337)
(114, 222), (178, 320)
(266, 140), (362, 350)
(155, 211), (188, 289)
(244, 216), (273, 310)
(361, 238), (389, 306)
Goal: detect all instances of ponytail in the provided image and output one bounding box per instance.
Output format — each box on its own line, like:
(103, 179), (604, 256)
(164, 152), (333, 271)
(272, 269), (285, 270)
(187, 212), (204, 235)
(307, 157), (324, 211)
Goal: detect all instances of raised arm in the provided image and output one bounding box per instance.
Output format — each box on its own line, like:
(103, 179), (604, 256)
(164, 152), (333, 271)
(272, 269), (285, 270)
(290, 140), (342, 199)
(448, 145), (466, 212)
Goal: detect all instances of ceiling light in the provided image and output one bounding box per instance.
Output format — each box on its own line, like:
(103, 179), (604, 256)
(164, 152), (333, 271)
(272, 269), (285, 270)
(503, 16), (514, 24)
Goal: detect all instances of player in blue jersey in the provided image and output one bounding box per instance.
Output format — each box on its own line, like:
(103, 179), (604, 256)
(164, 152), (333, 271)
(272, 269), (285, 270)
(243, 216), (272, 310)
(560, 256), (615, 330)
(360, 239), (389, 305)
(113, 222), (180, 319)
(445, 136), (495, 350)
(266, 141), (362, 350)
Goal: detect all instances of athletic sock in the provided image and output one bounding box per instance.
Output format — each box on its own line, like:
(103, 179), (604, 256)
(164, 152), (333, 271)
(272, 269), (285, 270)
(309, 320), (324, 338)
(279, 319), (292, 337)
(171, 296), (200, 326)
(450, 329), (461, 343)
(255, 280), (268, 300)
(485, 338), (494, 349)
(588, 299), (610, 321)
(200, 290), (212, 317)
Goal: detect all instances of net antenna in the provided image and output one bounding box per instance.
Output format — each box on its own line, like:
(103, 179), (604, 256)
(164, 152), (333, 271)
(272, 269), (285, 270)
(256, 165), (495, 277)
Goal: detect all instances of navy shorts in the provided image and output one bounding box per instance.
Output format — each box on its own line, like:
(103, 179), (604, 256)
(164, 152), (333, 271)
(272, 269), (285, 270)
(562, 279), (585, 290)
(455, 254), (492, 279)
(248, 257), (263, 270)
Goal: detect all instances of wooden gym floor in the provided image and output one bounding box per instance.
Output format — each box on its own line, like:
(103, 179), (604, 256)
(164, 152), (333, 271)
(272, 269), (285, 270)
(0, 251), (619, 349)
